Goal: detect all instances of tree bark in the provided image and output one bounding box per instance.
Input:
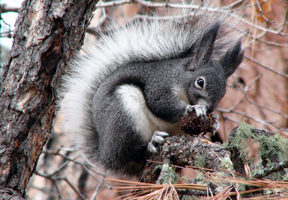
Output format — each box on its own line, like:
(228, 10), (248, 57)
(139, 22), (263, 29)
(0, 0), (98, 198)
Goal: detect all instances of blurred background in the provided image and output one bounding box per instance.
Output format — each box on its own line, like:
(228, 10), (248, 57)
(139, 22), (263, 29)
(1, 0), (288, 199)
(0, 0), (20, 71)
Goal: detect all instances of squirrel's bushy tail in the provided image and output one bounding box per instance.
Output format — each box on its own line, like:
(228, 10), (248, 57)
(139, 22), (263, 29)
(55, 10), (242, 158)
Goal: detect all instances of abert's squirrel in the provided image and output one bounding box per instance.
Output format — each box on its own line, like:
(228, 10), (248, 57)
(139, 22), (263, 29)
(57, 13), (244, 174)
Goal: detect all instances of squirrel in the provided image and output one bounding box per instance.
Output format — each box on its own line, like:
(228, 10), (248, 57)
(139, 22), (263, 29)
(56, 13), (244, 175)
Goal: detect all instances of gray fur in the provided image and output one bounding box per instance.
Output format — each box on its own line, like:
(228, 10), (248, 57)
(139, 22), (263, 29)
(57, 13), (244, 174)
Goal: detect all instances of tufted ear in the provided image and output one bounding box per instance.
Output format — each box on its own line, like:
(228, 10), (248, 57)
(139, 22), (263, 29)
(183, 22), (220, 70)
(194, 22), (220, 64)
(220, 40), (244, 77)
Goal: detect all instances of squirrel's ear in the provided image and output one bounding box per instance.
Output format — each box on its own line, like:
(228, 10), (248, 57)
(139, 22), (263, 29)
(220, 40), (244, 77)
(193, 22), (220, 65)
(182, 22), (220, 70)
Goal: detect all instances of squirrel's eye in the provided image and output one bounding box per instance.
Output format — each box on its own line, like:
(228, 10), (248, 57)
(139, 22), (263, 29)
(194, 77), (205, 90)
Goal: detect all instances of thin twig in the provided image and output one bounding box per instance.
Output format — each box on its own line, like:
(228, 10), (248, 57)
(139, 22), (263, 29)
(63, 177), (87, 200)
(89, 174), (106, 200)
(35, 171), (87, 200)
(245, 55), (288, 79)
(96, 0), (288, 36)
(254, 160), (288, 179)
(255, 0), (271, 23)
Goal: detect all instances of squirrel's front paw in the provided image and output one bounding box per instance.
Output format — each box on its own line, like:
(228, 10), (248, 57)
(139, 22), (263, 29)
(147, 131), (169, 154)
(186, 105), (207, 117)
(210, 113), (220, 134)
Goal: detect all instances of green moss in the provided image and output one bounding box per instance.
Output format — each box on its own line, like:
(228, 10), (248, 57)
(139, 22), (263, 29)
(194, 154), (206, 168)
(157, 163), (178, 184)
(283, 169), (288, 181)
(228, 121), (254, 162)
(229, 122), (288, 162)
(219, 156), (234, 170)
(257, 133), (288, 161)
(228, 121), (288, 180)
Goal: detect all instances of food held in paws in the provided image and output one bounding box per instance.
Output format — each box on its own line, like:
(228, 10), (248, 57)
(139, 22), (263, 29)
(179, 112), (214, 135)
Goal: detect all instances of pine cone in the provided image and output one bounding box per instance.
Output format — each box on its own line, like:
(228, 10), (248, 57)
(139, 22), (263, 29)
(179, 112), (214, 135)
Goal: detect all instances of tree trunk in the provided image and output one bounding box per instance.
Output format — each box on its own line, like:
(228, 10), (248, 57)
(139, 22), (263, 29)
(0, 0), (98, 198)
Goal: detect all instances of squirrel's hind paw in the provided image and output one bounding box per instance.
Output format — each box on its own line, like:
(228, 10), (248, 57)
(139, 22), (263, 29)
(147, 131), (169, 154)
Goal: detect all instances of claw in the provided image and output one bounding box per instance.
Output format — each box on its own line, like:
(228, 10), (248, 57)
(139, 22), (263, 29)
(210, 113), (218, 120)
(186, 105), (207, 117)
(147, 131), (169, 154)
(186, 105), (194, 114)
(212, 120), (220, 133)
(147, 142), (158, 153)
(210, 113), (220, 133)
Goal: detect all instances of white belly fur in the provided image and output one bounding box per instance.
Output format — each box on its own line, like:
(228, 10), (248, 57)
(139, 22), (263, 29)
(116, 84), (183, 142)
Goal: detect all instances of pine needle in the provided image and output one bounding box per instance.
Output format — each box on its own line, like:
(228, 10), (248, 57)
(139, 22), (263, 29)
(107, 178), (206, 199)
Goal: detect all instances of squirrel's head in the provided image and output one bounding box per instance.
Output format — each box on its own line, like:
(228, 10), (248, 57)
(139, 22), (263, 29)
(183, 22), (244, 112)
